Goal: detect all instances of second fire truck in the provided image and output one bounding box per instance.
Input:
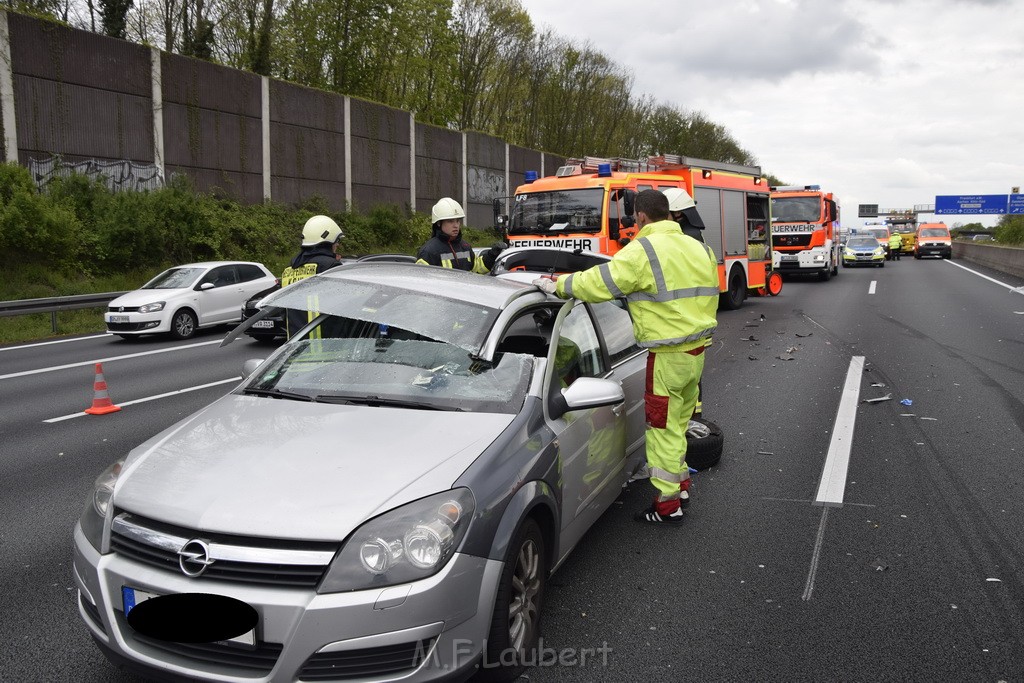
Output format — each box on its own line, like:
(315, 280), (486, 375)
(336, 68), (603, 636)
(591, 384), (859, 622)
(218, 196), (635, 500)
(769, 185), (841, 281)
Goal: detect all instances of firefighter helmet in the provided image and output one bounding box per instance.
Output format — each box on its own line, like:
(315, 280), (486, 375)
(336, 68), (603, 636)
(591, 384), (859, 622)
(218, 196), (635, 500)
(431, 197), (466, 224)
(301, 215), (343, 247)
(662, 187), (696, 212)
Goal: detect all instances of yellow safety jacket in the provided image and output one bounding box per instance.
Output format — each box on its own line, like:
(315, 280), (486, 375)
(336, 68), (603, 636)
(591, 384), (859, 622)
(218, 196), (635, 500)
(555, 220), (719, 352)
(888, 234), (902, 251)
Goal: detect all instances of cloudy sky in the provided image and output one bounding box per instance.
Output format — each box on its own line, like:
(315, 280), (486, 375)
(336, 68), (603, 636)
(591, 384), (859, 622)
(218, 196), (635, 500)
(517, 0), (1023, 227)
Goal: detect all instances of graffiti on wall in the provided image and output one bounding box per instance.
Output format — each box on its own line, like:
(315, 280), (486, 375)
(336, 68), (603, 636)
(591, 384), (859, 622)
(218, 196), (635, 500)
(468, 167), (505, 203)
(29, 156), (164, 192)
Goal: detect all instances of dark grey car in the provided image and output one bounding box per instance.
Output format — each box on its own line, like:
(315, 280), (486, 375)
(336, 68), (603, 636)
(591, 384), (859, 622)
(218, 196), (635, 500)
(74, 261), (647, 682)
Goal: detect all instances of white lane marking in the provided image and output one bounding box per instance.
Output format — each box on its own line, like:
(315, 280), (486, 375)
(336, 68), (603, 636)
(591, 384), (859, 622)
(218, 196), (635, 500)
(814, 355), (865, 506)
(945, 260), (1023, 292)
(868, 281), (877, 295)
(0, 333), (112, 352)
(802, 507), (830, 602)
(0, 339), (222, 381)
(44, 377), (242, 423)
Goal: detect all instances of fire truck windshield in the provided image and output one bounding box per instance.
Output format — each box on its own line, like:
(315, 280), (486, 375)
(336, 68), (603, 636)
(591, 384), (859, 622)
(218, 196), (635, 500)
(771, 196), (822, 223)
(508, 189), (604, 235)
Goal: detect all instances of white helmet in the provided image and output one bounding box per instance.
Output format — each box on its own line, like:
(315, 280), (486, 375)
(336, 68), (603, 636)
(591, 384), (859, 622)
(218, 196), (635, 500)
(663, 187), (696, 212)
(301, 215), (343, 246)
(431, 197), (466, 224)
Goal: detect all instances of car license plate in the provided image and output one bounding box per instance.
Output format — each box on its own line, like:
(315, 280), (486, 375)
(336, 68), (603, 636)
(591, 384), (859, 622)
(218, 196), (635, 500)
(110, 315), (130, 323)
(252, 320), (275, 329)
(780, 254), (797, 261)
(121, 586), (256, 647)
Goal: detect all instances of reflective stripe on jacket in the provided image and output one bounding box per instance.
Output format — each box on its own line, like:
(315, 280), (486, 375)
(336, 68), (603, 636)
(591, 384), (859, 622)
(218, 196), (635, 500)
(416, 235), (489, 273)
(556, 220), (719, 351)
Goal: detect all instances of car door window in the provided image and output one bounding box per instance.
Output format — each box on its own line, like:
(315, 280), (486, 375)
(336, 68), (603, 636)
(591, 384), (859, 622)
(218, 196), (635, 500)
(589, 300), (641, 365)
(200, 266), (236, 288)
(554, 305), (605, 387)
(237, 265), (266, 282)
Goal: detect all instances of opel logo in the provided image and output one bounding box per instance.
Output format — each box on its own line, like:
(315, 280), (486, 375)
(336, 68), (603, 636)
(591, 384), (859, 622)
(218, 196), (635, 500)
(177, 539), (215, 577)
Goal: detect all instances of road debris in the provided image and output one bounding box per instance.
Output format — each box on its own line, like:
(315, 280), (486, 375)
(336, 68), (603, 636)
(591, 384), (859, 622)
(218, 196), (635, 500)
(986, 578), (1002, 582)
(756, 451), (774, 455)
(862, 394), (892, 403)
(900, 399), (913, 406)
(920, 417), (938, 421)
(742, 335), (759, 341)
(871, 383), (886, 388)
(871, 558), (890, 572)
(786, 346), (799, 353)
(795, 332), (813, 338)
(775, 355), (795, 361)
(899, 413), (916, 417)
(748, 355), (759, 361)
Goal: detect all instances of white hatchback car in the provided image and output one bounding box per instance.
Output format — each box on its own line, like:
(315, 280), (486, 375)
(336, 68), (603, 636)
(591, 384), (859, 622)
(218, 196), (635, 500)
(105, 262), (277, 340)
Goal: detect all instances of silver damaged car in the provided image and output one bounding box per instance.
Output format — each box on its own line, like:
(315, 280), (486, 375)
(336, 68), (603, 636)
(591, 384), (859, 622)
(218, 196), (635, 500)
(73, 261), (647, 682)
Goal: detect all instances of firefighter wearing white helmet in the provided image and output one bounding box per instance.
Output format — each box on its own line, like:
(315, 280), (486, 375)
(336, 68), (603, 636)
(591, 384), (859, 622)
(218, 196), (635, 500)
(416, 197), (505, 273)
(662, 187), (706, 243)
(280, 215), (344, 338)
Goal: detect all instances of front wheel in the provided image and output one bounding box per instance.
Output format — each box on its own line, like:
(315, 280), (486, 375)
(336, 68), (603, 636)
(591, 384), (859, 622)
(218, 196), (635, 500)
(169, 309), (198, 339)
(766, 271), (783, 296)
(478, 518), (546, 682)
(818, 265), (832, 282)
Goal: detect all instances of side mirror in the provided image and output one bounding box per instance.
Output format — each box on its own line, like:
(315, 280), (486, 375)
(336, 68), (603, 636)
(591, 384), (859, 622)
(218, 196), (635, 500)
(242, 359), (264, 378)
(198, 282), (215, 291)
(623, 189), (636, 218)
(549, 377), (625, 419)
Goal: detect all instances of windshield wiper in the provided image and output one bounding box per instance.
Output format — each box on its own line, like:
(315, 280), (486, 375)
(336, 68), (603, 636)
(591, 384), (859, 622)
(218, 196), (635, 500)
(243, 387), (317, 402)
(314, 394), (463, 411)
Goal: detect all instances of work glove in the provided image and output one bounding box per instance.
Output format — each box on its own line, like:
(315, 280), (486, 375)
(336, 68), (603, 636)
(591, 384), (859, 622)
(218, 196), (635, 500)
(532, 277), (558, 295)
(482, 242), (507, 269)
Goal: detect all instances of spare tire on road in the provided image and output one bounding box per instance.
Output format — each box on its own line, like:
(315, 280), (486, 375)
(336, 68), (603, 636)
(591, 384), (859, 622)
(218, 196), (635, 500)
(685, 418), (724, 471)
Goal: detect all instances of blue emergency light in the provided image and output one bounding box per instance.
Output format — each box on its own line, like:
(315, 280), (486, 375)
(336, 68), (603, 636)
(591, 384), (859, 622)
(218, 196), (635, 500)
(524, 170), (538, 183)
(597, 163), (612, 177)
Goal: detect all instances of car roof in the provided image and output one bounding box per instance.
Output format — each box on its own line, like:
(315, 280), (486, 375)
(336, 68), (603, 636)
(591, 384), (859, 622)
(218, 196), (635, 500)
(170, 261), (267, 269)
(303, 262), (546, 311)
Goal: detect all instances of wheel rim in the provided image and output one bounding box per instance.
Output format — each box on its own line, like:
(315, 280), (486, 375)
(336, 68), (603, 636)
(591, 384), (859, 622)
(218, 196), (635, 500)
(175, 313), (194, 337)
(508, 538), (541, 651)
(768, 272), (783, 296)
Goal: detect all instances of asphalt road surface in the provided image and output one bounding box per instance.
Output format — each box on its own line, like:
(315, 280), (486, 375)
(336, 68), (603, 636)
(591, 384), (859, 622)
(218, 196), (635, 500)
(2, 257), (1023, 682)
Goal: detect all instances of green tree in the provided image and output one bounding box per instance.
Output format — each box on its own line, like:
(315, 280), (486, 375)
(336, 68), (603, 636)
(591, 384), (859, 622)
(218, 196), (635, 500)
(995, 214), (1024, 245)
(99, 0), (134, 38)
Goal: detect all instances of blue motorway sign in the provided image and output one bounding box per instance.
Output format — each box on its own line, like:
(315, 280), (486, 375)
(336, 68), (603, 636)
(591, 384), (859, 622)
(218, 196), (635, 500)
(934, 195), (1008, 215)
(1009, 194), (1024, 215)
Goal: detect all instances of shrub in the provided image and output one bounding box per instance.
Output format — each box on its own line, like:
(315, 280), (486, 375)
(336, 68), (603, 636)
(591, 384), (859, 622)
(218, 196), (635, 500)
(995, 215), (1024, 245)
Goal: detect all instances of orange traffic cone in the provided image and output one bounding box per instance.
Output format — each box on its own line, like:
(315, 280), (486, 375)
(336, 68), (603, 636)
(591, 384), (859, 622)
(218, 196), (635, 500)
(85, 363), (121, 415)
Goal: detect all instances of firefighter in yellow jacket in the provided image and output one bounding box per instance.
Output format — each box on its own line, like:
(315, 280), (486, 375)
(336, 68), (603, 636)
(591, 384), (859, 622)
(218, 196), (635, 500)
(534, 189), (718, 524)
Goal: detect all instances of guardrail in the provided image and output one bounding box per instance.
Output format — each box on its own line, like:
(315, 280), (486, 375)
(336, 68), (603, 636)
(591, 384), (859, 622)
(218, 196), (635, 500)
(0, 292), (127, 333)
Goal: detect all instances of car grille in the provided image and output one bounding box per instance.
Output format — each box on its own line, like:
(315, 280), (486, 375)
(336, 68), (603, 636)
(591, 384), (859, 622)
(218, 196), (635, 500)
(773, 234), (811, 247)
(131, 631), (284, 674)
(110, 512), (337, 588)
(298, 640), (436, 681)
(106, 322), (148, 332)
(108, 306), (141, 313)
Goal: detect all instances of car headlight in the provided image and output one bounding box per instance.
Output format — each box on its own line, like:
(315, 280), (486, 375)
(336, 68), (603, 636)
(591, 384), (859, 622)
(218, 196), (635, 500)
(844, 249), (854, 257)
(874, 248), (884, 255)
(138, 302), (165, 314)
(319, 488), (475, 593)
(79, 459), (124, 552)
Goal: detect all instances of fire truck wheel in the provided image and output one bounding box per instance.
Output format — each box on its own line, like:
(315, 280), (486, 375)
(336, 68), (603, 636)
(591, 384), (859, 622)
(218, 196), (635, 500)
(721, 268), (747, 310)
(818, 265), (832, 282)
(685, 418), (724, 471)
(767, 271), (783, 296)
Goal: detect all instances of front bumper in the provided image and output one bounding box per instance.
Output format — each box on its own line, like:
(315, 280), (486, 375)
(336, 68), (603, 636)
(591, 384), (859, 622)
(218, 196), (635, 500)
(842, 253), (884, 265)
(775, 251), (829, 271)
(105, 312), (169, 335)
(916, 244), (951, 257)
(73, 523), (499, 682)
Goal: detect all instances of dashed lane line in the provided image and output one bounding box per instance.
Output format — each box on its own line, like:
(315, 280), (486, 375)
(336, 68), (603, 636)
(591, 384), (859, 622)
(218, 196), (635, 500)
(44, 377), (242, 422)
(868, 280), (877, 294)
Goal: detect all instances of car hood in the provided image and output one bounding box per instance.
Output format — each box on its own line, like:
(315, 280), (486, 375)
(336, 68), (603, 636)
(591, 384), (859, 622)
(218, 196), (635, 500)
(110, 288), (193, 306)
(114, 395), (515, 541)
